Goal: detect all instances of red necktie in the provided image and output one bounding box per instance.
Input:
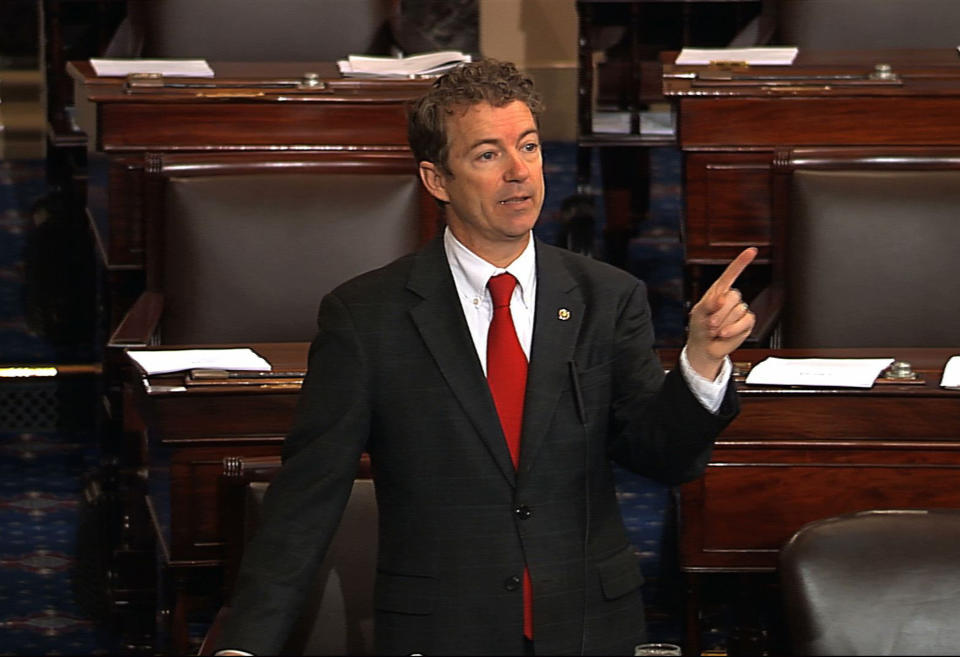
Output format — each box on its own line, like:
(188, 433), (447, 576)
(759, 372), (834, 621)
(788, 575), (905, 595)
(485, 273), (533, 639)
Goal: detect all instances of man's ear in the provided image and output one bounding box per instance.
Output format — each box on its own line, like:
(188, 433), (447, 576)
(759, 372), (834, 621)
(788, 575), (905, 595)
(419, 161), (450, 203)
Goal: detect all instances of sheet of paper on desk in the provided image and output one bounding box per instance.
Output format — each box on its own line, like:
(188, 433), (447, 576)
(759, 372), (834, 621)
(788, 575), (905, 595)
(90, 58), (214, 77)
(941, 355), (960, 388)
(745, 357), (894, 388)
(127, 348), (271, 376)
(337, 50), (470, 77)
(675, 47), (799, 66)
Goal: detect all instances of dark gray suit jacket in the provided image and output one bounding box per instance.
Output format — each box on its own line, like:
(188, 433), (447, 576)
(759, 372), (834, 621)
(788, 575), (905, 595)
(217, 236), (737, 655)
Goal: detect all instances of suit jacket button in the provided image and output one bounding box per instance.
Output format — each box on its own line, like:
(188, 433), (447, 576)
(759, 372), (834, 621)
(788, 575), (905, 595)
(514, 505), (532, 520)
(504, 575), (521, 591)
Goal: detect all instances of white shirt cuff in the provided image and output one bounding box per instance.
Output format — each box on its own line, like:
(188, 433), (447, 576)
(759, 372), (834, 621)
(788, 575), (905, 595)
(678, 346), (731, 414)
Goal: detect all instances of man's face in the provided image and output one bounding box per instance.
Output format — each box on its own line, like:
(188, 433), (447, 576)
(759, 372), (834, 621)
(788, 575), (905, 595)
(420, 100), (545, 263)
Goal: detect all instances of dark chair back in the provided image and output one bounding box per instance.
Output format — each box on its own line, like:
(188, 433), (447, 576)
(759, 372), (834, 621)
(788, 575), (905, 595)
(775, 0), (960, 49)
(771, 149), (960, 347)
(112, 0), (395, 61)
(780, 509), (960, 656)
(729, 0), (960, 49)
(145, 151), (438, 344)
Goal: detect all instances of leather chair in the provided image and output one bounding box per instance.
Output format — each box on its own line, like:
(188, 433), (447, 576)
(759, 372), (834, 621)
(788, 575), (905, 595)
(200, 456), (377, 656)
(748, 148), (960, 348)
(109, 151), (439, 347)
(107, 0), (396, 61)
(779, 509), (960, 656)
(730, 0), (960, 49)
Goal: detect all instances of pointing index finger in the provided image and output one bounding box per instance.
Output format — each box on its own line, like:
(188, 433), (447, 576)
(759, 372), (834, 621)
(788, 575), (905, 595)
(710, 247), (757, 295)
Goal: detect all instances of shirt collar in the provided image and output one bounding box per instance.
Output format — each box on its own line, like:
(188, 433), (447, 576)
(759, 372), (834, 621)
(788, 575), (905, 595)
(443, 226), (536, 309)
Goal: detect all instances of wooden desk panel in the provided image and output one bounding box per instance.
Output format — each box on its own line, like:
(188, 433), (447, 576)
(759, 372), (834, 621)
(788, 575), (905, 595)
(679, 96), (960, 147)
(97, 102), (412, 151)
(684, 152), (772, 263)
(697, 461), (960, 557)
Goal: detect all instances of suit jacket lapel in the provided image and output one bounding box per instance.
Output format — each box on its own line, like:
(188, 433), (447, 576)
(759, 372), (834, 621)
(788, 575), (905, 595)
(407, 238), (518, 486)
(519, 242), (584, 474)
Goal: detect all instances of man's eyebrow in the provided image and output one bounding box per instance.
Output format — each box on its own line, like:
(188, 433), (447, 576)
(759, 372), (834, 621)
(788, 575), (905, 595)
(467, 137), (501, 151)
(466, 129), (540, 152)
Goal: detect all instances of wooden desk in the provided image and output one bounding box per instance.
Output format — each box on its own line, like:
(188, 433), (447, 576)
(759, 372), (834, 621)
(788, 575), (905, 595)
(68, 61), (432, 323)
(678, 347), (960, 653)
(662, 49), (960, 294)
(125, 342), (307, 652)
(127, 343), (307, 566)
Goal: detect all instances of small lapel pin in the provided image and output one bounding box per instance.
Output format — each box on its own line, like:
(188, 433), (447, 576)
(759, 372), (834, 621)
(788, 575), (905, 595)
(558, 308), (571, 321)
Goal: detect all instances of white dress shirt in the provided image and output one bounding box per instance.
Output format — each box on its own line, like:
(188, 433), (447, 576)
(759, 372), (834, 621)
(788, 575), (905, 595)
(443, 227), (730, 413)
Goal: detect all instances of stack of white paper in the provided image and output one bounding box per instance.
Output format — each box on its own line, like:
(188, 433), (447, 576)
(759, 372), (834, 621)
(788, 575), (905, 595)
(675, 47), (799, 66)
(592, 111), (631, 134)
(639, 109), (675, 137)
(337, 51), (471, 78)
(745, 357), (894, 388)
(90, 58), (214, 77)
(941, 355), (960, 388)
(127, 348), (271, 376)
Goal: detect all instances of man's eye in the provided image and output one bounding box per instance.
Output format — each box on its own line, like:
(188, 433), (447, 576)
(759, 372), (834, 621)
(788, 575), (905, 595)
(522, 142), (540, 153)
(478, 151), (495, 161)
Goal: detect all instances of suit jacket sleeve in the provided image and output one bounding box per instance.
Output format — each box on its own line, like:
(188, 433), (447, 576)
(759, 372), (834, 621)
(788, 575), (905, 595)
(606, 280), (738, 485)
(213, 291), (370, 655)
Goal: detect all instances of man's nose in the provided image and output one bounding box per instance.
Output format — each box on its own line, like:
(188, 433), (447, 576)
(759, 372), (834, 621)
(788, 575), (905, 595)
(504, 150), (530, 181)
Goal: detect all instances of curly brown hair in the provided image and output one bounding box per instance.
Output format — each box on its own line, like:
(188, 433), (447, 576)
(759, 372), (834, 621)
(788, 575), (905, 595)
(407, 58), (545, 173)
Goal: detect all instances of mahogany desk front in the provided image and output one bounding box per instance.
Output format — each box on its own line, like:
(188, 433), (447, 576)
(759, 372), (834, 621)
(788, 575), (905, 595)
(678, 347), (960, 653)
(662, 49), (960, 295)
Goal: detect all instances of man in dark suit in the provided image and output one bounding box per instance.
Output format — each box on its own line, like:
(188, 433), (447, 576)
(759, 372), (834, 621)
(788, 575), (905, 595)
(216, 58), (755, 656)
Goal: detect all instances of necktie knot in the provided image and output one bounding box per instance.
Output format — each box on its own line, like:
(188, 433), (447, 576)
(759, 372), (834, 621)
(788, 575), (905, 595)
(487, 273), (517, 309)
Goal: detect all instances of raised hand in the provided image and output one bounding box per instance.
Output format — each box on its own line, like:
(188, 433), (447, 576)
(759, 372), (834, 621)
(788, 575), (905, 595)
(685, 247), (757, 379)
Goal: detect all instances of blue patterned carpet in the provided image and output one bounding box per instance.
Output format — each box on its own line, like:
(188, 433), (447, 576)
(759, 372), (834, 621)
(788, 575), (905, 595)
(0, 144), (695, 653)
(0, 430), (115, 655)
(0, 157), (116, 653)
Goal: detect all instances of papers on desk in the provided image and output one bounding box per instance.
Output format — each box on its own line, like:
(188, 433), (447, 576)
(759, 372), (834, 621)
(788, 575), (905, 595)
(90, 58), (215, 77)
(675, 47), (799, 66)
(941, 356), (960, 388)
(126, 348), (271, 376)
(337, 50), (471, 78)
(745, 357), (894, 388)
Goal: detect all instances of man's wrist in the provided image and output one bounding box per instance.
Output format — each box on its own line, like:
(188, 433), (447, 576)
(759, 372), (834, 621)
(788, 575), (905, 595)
(679, 346), (730, 414)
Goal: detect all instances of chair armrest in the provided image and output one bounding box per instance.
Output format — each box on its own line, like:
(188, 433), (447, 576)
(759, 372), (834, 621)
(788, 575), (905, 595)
(219, 457), (284, 600)
(744, 283), (783, 346)
(108, 291), (164, 348)
(726, 0), (777, 47)
(46, 115), (88, 149)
